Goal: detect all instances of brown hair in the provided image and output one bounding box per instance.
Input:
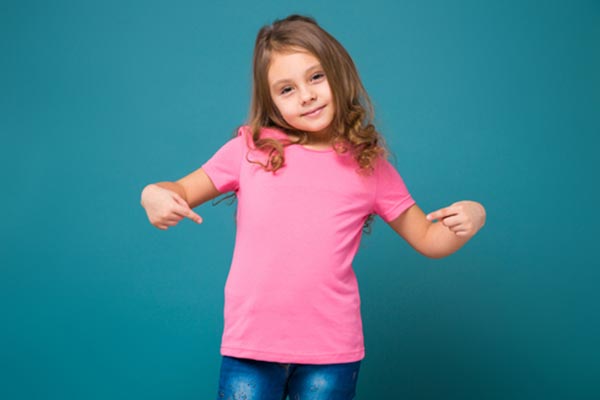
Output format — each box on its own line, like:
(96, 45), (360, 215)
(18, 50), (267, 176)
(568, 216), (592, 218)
(248, 14), (386, 172)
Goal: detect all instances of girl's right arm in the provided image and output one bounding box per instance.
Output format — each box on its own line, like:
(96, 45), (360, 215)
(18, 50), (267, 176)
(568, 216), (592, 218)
(140, 168), (221, 230)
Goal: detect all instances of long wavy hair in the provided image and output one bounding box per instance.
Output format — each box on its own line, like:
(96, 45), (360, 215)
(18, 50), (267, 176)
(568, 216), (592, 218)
(248, 14), (386, 172)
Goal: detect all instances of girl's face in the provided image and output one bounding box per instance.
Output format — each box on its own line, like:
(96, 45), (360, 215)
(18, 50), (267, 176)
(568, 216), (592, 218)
(267, 50), (334, 139)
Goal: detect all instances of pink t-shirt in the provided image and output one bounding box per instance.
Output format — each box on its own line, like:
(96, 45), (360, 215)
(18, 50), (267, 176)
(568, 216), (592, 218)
(202, 126), (415, 364)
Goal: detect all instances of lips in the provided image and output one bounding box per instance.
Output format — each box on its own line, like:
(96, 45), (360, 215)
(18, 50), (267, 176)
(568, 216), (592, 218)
(301, 105), (325, 117)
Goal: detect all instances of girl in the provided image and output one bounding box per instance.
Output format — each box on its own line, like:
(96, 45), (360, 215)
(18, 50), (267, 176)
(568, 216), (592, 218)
(141, 15), (486, 400)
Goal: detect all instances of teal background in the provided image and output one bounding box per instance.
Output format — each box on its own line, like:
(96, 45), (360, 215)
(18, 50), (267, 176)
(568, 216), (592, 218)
(2, 0), (599, 398)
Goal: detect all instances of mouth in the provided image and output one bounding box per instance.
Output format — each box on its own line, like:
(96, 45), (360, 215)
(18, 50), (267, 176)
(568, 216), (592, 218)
(301, 105), (325, 117)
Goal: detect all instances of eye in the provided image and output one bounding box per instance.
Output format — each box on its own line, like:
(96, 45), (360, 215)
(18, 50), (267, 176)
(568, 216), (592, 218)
(280, 86), (293, 95)
(311, 72), (325, 81)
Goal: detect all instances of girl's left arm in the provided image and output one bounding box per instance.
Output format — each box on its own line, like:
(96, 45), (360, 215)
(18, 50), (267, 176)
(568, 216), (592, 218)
(387, 201), (486, 259)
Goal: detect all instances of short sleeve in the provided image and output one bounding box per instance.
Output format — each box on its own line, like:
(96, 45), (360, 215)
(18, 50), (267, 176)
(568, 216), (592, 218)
(372, 158), (416, 222)
(201, 128), (247, 193)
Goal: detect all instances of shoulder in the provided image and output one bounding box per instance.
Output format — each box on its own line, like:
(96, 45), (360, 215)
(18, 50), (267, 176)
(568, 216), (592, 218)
(371, 154), (396, 174)
(371, 154), (410, 183)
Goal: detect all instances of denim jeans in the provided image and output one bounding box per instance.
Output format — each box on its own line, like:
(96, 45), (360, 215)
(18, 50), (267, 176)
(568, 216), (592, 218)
(217, 356), (361, 400)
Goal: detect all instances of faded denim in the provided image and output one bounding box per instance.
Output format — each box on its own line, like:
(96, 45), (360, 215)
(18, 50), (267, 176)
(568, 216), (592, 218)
(217, 356), (361, 399)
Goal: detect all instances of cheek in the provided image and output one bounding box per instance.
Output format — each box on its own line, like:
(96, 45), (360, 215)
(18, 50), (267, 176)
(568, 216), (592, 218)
(324, 83), (334, 101)
(273, 100), (293, 118)
(266, 96), (281, 115)
(269, 100), (292, 126)
(269, 94), (281, 111)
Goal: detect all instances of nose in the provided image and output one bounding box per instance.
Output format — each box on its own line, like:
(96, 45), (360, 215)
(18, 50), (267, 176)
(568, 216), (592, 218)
(299, 85), (316, 105)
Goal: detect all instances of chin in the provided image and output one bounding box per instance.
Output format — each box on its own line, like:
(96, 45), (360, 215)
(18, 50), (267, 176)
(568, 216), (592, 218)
(303, 120), (334, 133)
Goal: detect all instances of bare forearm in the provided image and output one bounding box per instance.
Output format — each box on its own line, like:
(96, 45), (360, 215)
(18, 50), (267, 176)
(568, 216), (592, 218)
(421, 200), (486, 258)
(141, 182), (188, 209)
(153, 182), (188, 201)
(142, 169), (220, 211)
(389, 201), (485, 259)
(422, 221), (471, 258)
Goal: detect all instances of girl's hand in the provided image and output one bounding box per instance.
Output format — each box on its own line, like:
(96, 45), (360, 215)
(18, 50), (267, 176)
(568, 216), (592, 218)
(141, 184), (203, 230)
(426, 200), (486, 238)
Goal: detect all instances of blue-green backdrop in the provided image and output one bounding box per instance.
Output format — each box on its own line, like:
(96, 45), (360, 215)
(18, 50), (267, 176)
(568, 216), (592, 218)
(2, 0), (599, 399)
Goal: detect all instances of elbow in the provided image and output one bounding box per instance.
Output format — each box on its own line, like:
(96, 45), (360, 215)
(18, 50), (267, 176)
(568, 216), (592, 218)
(418, 246), (458, 259)
(421, 250), (450, 259)
(425, 253), (446, 260)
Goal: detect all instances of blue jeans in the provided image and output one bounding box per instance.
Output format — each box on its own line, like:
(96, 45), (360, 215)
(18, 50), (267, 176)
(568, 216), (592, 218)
(217, 356), (361, 400)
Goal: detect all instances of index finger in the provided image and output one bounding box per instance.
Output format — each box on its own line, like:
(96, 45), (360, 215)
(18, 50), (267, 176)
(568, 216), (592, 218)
(426, 206), (458, 222)
(173, 205), (203, 224)
(172, 196), (203, 224)
(184, 209), (203, 224)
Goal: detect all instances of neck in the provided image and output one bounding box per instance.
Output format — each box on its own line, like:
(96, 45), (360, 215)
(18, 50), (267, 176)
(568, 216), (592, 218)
(283, 126), (334, 149)
(307, 137), (332, 148)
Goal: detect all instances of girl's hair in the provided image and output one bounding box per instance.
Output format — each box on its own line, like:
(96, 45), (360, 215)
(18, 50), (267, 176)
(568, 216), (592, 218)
(248, 14), (385, 172)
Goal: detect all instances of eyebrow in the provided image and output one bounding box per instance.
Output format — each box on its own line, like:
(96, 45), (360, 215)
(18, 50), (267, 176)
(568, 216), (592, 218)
(270, 64), (323, 89)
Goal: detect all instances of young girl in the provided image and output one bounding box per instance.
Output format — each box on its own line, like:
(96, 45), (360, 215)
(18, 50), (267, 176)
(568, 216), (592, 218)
(141, 15), (485, 400)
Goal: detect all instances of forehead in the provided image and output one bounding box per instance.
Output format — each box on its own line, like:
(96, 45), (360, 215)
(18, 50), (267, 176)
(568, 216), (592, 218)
(267, 50), (321, 83)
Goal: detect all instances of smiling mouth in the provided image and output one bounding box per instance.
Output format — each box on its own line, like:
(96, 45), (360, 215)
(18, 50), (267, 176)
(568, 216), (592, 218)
(301, 105), (325, 117)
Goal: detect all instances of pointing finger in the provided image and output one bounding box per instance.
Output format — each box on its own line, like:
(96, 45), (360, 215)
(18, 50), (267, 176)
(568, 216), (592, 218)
(172, 194), (203, 224)
(172, 205), (203, 224)
(184, 209), (203, 224)
(426, 206), (458, 222)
